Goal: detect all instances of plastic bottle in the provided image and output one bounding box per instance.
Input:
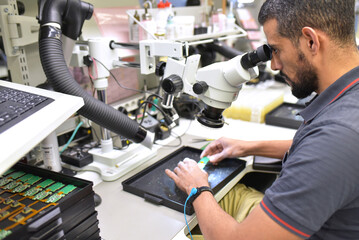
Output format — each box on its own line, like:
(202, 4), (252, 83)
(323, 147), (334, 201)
(165, 0), (175, 39)
(166, 15), (175, 39)
(130, 10), (140, 42)
(212, 8), (226, 33)
(218, 9), (227, 32)
(155, 0), (168, 39)
(139, 3), (156, 40)
(164, 0), (173, 20)
(226, 0), (236, 31)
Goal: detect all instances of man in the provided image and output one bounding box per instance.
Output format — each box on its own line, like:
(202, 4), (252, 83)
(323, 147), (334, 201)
(165, 0), (359, 239)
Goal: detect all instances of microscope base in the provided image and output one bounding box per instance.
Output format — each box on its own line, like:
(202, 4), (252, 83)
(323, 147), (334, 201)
(65, 144), (157, 181)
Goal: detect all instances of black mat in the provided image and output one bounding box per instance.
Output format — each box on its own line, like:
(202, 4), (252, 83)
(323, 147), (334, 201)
(122, 146), (246, 214)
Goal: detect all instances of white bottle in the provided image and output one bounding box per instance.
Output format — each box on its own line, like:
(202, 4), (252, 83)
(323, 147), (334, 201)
(217, 9), (227, 32)
(155, 0), (168, 39)
(226, 13), (236, 31)
(166, 15), (175, 39)
(139, 5), (156, 40)
(212, 9), (226, 33)
(226, 0), (236, 31)
(130, 10), (140, 42)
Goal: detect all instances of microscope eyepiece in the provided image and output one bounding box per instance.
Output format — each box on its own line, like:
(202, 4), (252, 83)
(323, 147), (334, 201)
(240, 44), (272, 70)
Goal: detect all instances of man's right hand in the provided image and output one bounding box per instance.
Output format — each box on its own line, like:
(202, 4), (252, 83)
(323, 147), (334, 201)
(200, 137), (254, 164)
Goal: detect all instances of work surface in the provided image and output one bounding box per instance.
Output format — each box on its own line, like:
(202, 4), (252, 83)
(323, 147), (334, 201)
(91, 118), (296, 240)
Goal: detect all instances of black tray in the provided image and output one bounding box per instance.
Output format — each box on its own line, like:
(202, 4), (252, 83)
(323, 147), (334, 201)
(122, 146), (246, 215)
(265, 103), (305, 129)
(0, 162), (100, 240)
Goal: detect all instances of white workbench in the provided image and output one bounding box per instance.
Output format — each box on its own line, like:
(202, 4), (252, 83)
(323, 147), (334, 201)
(91, 118), (296, 240)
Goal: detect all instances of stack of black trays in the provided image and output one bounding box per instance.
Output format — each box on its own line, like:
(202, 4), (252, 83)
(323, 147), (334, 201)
(0, 162), (100, 240)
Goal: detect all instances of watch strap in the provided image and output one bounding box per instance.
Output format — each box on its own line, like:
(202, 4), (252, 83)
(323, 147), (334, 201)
(189, 186), (213, 204)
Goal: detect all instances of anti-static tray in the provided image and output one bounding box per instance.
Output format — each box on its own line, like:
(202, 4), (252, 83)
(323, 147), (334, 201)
(122, 146), (246, 215)
(265, 103), (305, 129)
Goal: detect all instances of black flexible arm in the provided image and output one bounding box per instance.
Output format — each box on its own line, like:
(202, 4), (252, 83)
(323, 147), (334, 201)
(38, 0), (93, 40)
(37, 0), (152, 147)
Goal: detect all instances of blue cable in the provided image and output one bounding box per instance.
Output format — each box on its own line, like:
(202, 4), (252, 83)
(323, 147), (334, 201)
(184, 188), (197, 240)
(59, 121), (84, 154)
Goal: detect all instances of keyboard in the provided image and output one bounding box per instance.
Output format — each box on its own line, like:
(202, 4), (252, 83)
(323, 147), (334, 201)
(0, 85), (54, 134)
(0, 80), (84, 174)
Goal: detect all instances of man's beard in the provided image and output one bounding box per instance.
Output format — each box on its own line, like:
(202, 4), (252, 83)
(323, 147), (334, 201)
(281, 51), (318, 99)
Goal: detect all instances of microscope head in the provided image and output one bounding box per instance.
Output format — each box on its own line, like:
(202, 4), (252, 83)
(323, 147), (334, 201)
(157, 43), (272, 129)
(195, 44), (272, 128)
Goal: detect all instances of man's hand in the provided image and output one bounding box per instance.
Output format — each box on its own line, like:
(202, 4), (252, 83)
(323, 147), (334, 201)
(200, 137), (252, 164)
(165, 158), (209, 195)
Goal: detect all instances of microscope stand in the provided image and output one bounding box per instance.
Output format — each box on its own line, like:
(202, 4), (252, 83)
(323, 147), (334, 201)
(65, 144), (157, 181)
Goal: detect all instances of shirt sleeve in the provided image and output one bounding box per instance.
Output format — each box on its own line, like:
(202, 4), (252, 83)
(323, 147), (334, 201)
(261, 123), (359, 238)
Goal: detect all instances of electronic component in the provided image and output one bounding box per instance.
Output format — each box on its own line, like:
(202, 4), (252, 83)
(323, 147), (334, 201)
(0, 171), (25, 187)
(0, 163), (100, 239)
(61, 146), (93, 168)
(3, 174), (34, 190)
(198, 157), (210, 169)
(12, 175), (41, 193)
(22, 206), (32, 214)
(0, 211), (10, 218)
(3, 198), (13, 205)
(23, 178), (54, 196)
(33, 182), (65, 200)
(12, 214), (24, 222)
(2, 169), (15, 177)
(0, 230), (11, 239)
(46, 184), (77, 203)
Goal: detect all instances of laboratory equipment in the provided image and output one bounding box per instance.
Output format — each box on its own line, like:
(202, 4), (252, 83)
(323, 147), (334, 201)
(36, 0), (158, 181)
(37, 0), (154, 149)
(140, 40), (272, 128)
(35, 0), (270, 181)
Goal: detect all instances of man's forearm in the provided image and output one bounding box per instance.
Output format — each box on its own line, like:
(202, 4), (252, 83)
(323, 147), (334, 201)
(245, 140), (292, 159)
(193, 192), (243, 240)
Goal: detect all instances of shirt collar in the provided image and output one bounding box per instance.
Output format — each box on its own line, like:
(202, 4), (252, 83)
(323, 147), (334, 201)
(299, 66), (359, 123)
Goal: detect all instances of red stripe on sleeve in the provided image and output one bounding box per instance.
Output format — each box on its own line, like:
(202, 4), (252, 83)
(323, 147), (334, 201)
(261, 201), (311, 238)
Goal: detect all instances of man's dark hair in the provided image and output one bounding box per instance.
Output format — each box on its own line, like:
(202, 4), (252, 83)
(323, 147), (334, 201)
(258, 0), (356, 47)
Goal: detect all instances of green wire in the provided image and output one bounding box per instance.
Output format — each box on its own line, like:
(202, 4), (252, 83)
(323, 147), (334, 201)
(59, 121), (84, 154)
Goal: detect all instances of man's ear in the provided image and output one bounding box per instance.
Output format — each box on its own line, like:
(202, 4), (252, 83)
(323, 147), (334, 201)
(301, 27), (319, 54)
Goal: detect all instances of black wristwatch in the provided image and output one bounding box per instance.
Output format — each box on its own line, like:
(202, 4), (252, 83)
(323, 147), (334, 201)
(189, 186), (213, 204)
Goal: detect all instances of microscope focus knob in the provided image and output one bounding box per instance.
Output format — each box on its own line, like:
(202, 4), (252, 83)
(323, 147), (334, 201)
(193, 81), (208, 95)
(162, 74), (183, 94)
(155, 61), (166, 77)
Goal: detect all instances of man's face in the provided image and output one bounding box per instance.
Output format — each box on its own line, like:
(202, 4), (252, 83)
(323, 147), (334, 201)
(264, 19), (318, 99)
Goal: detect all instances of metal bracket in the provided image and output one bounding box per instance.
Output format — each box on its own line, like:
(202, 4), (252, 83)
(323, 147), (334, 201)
(0, 1), (40, 85)
(0, 5), (39, 57)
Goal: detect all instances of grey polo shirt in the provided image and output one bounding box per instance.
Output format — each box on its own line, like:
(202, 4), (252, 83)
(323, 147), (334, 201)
(260, 66), (359, 239)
